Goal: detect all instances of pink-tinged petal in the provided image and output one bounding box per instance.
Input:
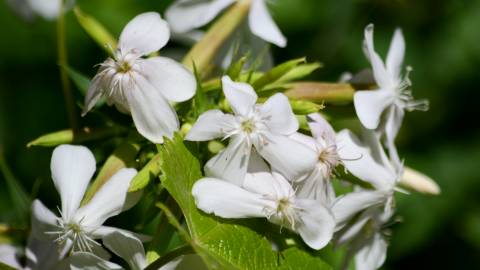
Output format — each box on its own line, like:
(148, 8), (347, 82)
(185, 110), (236, 141)
(248, 0), (286, 47)
(50, 145), (96, 221)
(259, 93), (298, 135)
(119, 12), (170, 55)
(222, 76), (258, 116)
(192, 178), (270, 218)
(139, 57), (196, 102)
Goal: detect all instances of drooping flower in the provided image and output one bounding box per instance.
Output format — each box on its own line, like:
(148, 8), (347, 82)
(32, 145), (141, 255)
(69, 231), (207, 270)
(165, 0), (287, 47)
(331, 129), (402, 270)
(192, 167), (336, 250)
(83, 12), (196, 144)
(353, 24), (428, 164)
(185, 76), (317, 185)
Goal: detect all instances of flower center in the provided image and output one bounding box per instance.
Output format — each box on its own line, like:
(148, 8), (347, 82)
(275, 197), (300, 230)
(241, 119), (256, 134)
(47, 218), (96, 253)
(116, 60), (132, 73)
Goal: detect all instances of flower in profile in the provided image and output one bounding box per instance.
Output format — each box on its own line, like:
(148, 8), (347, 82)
(83, 12), (196, 143)
(192, 167), (336, 250)
(353, 24), (428, 162)
(186, 76), (317, 185)
(33, 145), (140, 255)
(165, 0), (287, 47)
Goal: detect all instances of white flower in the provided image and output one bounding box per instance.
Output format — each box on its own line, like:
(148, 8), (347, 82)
(6, 0), (74, 20)
(83, 12), (196, 144)
(186, 76), (317, 185)
(32, 145), (140, 255)
(192, 168), (336, 250)
(165, 0), (287, 47)
(0, 244), (22, 269)
(69, 231), (207, 270)
(289, 113), (343, 203)
(353, 24), (428, 162)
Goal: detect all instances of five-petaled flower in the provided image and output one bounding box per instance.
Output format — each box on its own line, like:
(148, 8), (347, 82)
(83, 12), (196, 144)
(186, 76), (317, 185)
(32, 145), (141, 256)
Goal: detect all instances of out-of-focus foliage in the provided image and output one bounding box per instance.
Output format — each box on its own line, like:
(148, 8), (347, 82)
(0, 0), (478, 269)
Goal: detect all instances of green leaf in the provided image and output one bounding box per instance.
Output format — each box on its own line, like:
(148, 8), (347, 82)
(158, 135), (332, 270)
(0, 148), (30, 226)
(74, 7), (117, 54)
(129, 153), (162, 192)
(226, 56), (248, 81)
(252, 58), (306, 91)
(63, 65), (90, 96)
(0, 262), (16, 270)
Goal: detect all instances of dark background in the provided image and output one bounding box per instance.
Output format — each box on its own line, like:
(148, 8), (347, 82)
(0, 0), (479, 269)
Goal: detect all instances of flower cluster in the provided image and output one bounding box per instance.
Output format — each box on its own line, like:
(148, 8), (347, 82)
(0, 1), (436, 270)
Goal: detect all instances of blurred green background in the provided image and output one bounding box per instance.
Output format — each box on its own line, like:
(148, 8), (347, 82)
(0, 0), (479, 269)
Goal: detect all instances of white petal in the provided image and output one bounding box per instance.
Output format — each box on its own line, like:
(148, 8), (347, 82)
(26, 235), (69, 270)
(331, 191), (387, 230)
(31, 200), (58, 241)
(296, 199), (335, 250)
(82, 74), (104, 116)
(384, 105), (404, 167)
(0, 244), (21, 269)
(119, 12), (170, 55)
(127, 74), (179, 144)
(205, 135), (251, 186)
(386, 28), (405, 80)
(243, 171), (293, 199)
(354, 233), (388, 270)
(165, 0), (235, 33)
(248, 0), (286, 47)
(222, 76), (258, 116)
(306, 113), (336, 146)
(335, 211), (371, 245)
(336, 130), (396, 190)
(74, 168), (137, 228)
(254, 132), (317, 181)
(192, 178), (269, 218)
(50, 145), (96, 220)
(353, 89), (395, 130)
(103, 231), (147, 270)
(295, 167), (335, 204)
(139, 57), (196, 102)
(185, 110), (236, 141)
(91, 226), (151, 243)
(289, 132), (318, 152)
(258, 93), (298, 135)
(27, 0), (61, 20)
(69, 252), (124, 270)
(363, 24), (391, 89)
(246, 150), (270, 173)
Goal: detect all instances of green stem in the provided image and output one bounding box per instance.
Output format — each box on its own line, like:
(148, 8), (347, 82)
(57, 1), (78, 130)
(145, 244), (194, 270)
